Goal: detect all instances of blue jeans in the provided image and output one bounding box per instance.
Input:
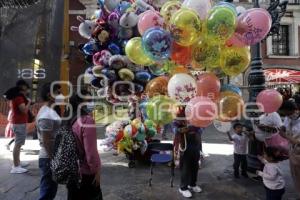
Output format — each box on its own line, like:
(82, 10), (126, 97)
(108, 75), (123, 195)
(39, 158), (58, 200)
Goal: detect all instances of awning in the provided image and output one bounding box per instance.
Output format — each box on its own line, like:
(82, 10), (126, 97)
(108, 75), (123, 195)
(264, 69), (300, 83)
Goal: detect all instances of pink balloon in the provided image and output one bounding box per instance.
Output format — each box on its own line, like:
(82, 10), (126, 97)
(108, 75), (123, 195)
(197, 73), (221, 101)
(226, 34), (247, 48)
(138, 10), (164, 35)
(185, 97), (217, 128)
(229, 8), (272, 46)
(256, 89), (283, 113)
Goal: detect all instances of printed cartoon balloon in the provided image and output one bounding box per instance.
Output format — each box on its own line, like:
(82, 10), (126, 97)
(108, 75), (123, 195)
(168, 73), (197, 103)
(220, 46), (250, 76)
(142, 27), (172, 61)
(125, 37), (154, 65)
(170, 8), (202, 46)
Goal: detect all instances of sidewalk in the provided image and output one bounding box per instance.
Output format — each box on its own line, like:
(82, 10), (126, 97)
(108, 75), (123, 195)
(0, 126), (298, 200)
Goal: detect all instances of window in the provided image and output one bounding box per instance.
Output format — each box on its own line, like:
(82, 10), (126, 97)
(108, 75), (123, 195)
(272, 25), (290, 56)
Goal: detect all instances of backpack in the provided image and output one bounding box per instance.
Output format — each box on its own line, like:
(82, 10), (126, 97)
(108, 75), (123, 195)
(51, 120), (81, 185)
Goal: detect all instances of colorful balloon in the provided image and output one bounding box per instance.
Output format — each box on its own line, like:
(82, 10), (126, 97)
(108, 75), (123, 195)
(196, 73), (221, 101)
(221, 84), (242, 96)
(170, 8), (202, 46)
(168, 73), (197, 103)
(170, 65), (190, 75)
(256, 89), (283, 113)
(182, 0), (212, 20)
(192, 38), (221, 69)
(125, 37), (154, 65)
(146, 76), (169, 98)
(185, 96), (217, 127)
(148, 65), (166, 76)
(215, 2), (237, 16)
(138, 10), (164, 35)
(206, 6), (237, 42)
(160, 1), (182, 24)
(230, 8), (272, 46)
(218, 91), (244, 121)
(171, 42), (192, 65)
(146, 95), (177, 125)
(142, 27), (172, 61)
(220, 46), (250, 76)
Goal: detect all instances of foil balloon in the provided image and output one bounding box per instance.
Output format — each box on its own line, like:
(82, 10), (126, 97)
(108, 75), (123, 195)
(256, 89), (283, 113)
(220, 46), (250, 76)
(142, 27), (172, 61)
(185, 96), (217, 128)
(192, 38), (221, 69)
(160, 1), (182, 25)
(182, 0), (212, 20)
(206, 6), (237, 42)
(146, 76), (169, 98)
(138, 10), (164, 35)
(125, 37), (154, 65)
(218, 91), (244, 121)
(146, 95), (177, 125)
(170, 8), (202, 46)
(168, 73), (197, 103)
(196, 73), (221, 101)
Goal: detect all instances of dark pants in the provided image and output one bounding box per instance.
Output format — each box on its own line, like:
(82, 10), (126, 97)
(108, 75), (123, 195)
(233, 154), (247, 176)
(67, 174), (103, 200)
(265, 187), (285, 200)
(180, 147), (200, 190)
(39, 158), (58, 200)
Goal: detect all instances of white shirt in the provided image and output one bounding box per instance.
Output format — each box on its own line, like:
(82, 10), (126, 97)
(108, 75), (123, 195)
(36, 105), (61, 158)
(253, 112), (283, 142)
(232, 133), (249, 155)
(258, 161), (285, 190)
(283, 116), (300, 138)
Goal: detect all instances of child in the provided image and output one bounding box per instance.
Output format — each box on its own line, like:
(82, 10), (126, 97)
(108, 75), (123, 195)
(257, 147), (285, 200)
(173, 106), (202, 198)
(227, 122), (253, 178)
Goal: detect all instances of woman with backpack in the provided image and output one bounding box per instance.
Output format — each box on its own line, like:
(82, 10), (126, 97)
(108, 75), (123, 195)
(66, 90), (102, 200)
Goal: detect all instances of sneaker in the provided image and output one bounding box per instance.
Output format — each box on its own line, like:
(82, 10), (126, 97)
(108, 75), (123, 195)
(188, 185), (202, 193)
(179, 189), (192, 198)
(20, 162), (30, 168)
(10, 166), (28, 174)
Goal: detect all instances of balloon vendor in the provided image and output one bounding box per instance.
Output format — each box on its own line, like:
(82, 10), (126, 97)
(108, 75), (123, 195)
(173, 106), (203, 198)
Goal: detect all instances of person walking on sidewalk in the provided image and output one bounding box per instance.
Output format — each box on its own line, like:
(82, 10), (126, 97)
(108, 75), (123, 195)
(10, 80), (31, 174)
(36, 83), (62, 200)
(66, 90), (102, 200)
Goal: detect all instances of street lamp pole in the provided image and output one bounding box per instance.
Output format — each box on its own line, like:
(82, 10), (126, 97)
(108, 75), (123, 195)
(247, 0), (288, 172)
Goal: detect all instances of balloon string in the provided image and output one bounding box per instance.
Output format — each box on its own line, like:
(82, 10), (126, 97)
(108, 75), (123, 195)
(179, 133), (187, 152)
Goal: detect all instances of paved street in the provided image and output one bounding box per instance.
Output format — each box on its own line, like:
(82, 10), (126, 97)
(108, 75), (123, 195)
(0, 126), (299, 200)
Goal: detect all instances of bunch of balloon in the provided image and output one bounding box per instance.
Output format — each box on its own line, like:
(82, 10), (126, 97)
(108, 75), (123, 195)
(71, 0), (275, 152)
